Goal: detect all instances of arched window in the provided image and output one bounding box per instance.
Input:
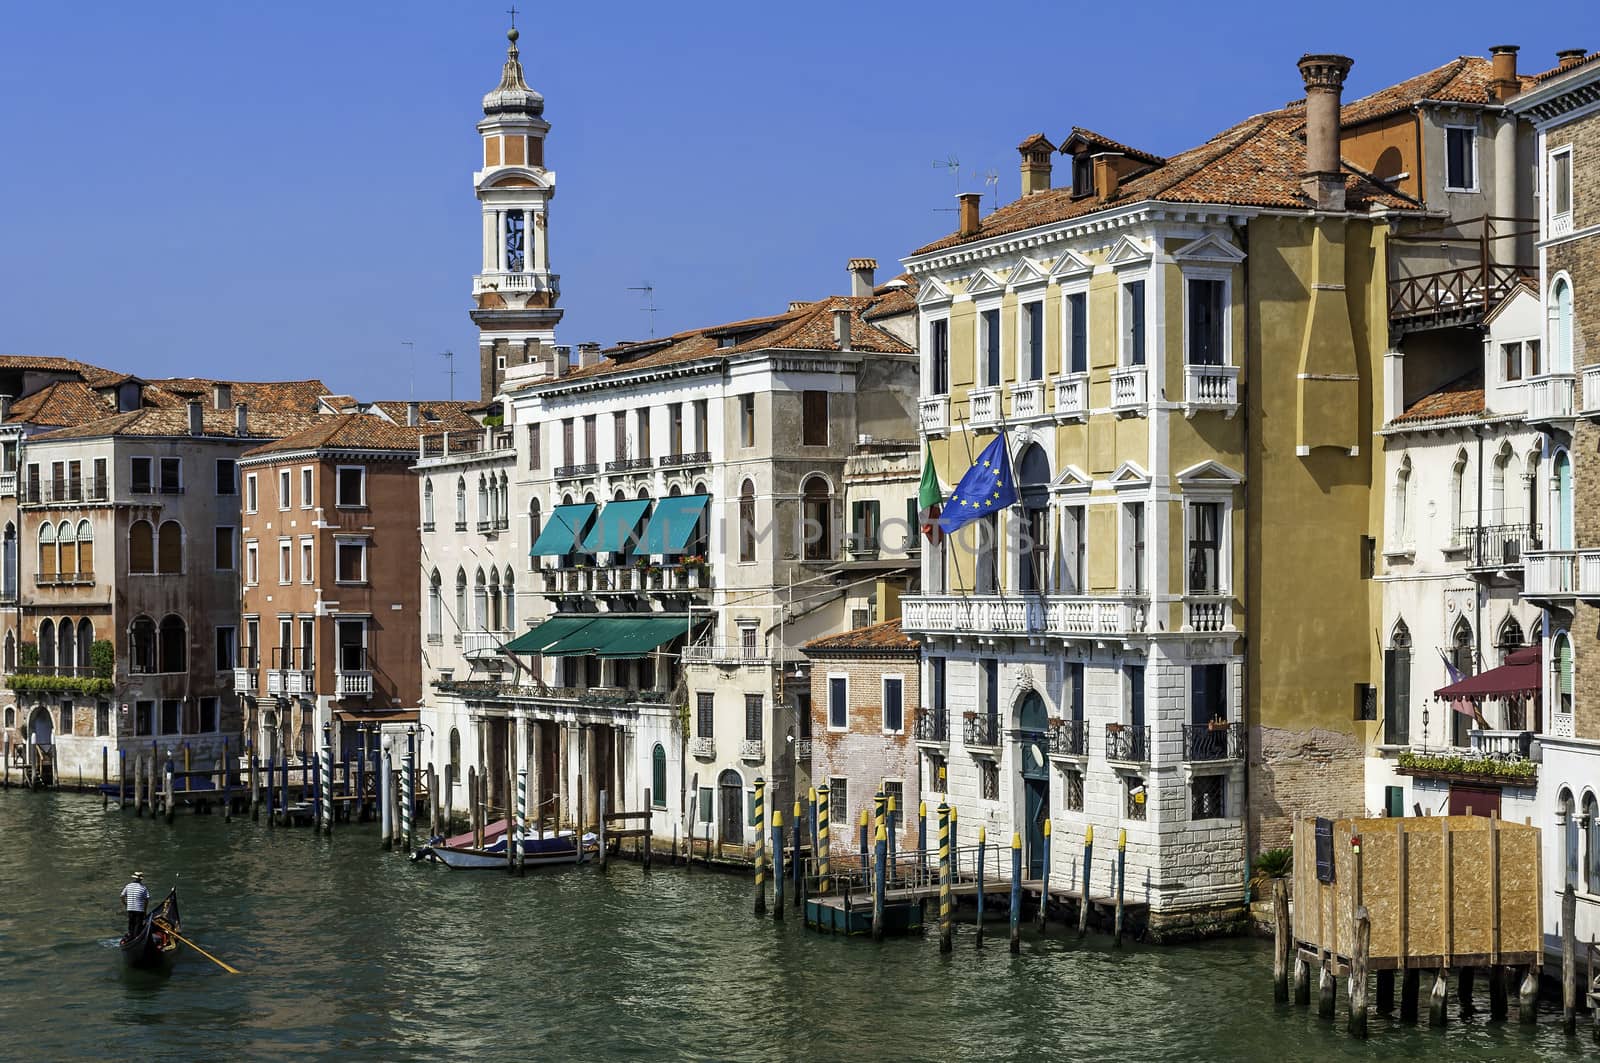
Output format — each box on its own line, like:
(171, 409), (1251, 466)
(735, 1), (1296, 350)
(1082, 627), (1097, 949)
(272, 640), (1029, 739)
(76, 618), (92, 670)
(1392, 456), (1412, 546)
(76, 520), (93, 577)
(528, 498), (541, 570)
(37, 522), (56, 580)
(129, 520), (154, 574)
(1497, 616), (1525, 663)
(488, 569), (502, 631)
(1449, 618), (1475, 747)
(478, 475), (489, 525)
(427, 570), (442, 639)
(1560, 787), (1579, 889)
(456, 476), (467, 528)
(2, 705), (11, 730)
(1490, 444), (1517, 522)
(1449, 450), (1467, 548)
(499, 473), (510, 525)
(39, 618), (55, 671)
(2, 633), (13, 673)
(2, 522), (15, 600)
(158, 615), (186, 673)
(503, 568), (516, 630)
(57, 520), (77, 578)
(1584, 792), (1600, 895)
(1550, 276), (1574, 373)
(157, 521), (183, 574)
(1556, 631), (1574, 721)
(652, 743), (667, 807)
(130, 615), (157, 674)
(1554, 450), (1574, 550)
(455, 569), (467, 635)
(1017, 443), (1051, 594)
(57, 617), (73, 677)
(473, 568), (488, 631)
(802, 475), (833, 561)
(738, 479), (757, 562)
(1383, 620), (1411, 745)
(423, 479), (434, 528)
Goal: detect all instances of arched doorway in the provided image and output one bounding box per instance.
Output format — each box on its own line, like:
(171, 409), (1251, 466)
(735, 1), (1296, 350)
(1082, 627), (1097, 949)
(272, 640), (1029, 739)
(1017, 692), (1050, 878)
(28, 706), (53, 747)
(1016, 444), (1051, 594)
(718, 769), (744, 849)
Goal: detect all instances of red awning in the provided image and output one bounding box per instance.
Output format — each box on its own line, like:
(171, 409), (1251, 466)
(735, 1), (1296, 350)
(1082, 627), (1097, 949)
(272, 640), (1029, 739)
(1433, 646), (1541, 702)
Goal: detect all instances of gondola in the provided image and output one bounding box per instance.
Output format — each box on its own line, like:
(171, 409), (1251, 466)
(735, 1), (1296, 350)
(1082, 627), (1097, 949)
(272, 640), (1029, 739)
(120, 888), (181, 970)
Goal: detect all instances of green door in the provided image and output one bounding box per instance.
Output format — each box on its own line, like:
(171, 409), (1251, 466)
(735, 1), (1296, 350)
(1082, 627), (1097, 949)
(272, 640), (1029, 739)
(1018, 693), (1050, 879)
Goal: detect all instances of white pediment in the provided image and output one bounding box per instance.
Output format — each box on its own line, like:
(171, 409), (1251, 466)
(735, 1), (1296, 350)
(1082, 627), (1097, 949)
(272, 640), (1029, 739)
(1050, 465), (1094, 493)
(1176, 459), (1244, 486)
(964, 268), (1005, 297)
(1172, 232), (1247, 264)
(917, 277), (953, 306)
(1105, 236), (1153, 269)
(1109, 460), (1151, 487)
(1047, 249), (1095, 281)
(1006, 255), (1050, 290)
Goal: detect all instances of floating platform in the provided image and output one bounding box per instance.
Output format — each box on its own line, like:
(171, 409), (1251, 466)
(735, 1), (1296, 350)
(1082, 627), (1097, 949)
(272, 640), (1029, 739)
(806, 894), (924, 935)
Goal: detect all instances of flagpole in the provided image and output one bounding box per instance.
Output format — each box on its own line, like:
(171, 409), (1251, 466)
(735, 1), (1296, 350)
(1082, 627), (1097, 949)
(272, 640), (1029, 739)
(947, 411), (979, 597)
(991, 400), (1033, 601)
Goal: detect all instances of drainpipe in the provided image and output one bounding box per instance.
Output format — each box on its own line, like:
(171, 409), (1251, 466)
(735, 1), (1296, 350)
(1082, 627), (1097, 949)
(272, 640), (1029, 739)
(1231, 219), (1255, 900)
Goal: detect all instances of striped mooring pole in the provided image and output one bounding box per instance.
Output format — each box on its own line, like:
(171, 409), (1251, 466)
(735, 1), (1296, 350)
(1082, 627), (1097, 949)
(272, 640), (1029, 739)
(1114, 828), (1128, 946)
(791, 799), (803, 908)
(319, 729), (333, 835)
(1009, 832), (1023, 954)
(918, 800), (928, 877)
(1036, 818), (1052, 930)
(1079, 825), (1094, 938)
(976, 825), (987, 946)
(858, 809), (869, 870)
(817, 784), (831, 893)
(938, 802), (952, 952)
(753, 777), (766, 916)
(772, 810), (785, 921)
(871, 822), (887, 941)
(515, 769), (528, 876)
(400, 743), (414, 853)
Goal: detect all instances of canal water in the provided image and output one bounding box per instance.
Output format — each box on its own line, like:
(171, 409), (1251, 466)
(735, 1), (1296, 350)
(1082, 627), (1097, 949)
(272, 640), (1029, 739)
(0, 793), (1584, 1061)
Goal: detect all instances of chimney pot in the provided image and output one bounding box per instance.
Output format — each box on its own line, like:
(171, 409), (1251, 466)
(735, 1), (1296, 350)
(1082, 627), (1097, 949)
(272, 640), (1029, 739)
(212, 382), (232, 410)
(1489, 45), (1521, 101)
(833, 307), (853, 351)
(406, 401), (420, 427)
(957, 192), (983, 237)
(1092, 154), (1123, 201)
(1557, 48), (1587, 71)
(1019, 134), (1055, 196)
(234, 402), (248, 436)
(578, 342), (603, 368)
(186, 399), (204, 436)
(1298, 53), (1355, 210)
(848, 258), (878, 297)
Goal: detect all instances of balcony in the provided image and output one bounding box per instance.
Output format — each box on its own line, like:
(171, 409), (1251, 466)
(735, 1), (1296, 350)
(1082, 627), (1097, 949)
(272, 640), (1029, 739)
(1052, 373), (1087, 422)
(689, 736), (716, 760)
(604, 457), (656, 474)
(740, 739), (764, 763)
(683, 642), (770, 666)
(233, 668), (258, 695)
(658, 451), (711, 470)
(913, 706), (949, 745)
(1526, 373), (1575, 424)
(1581, 365), (1600, 416)
(1110, 366), (1147, 414)
(33, 571), (95, 587)
(1395, 740), (1537, 786)
(554, 462), (599, 479)
(901, 594), (1147, 640)
(463, 630), (506, 660)
(471, 269), (560, 297)
(1523, 549), (1600, 601)
(963, 714), (1000, 751)
(1465, 523), (1540, 575)
(919, 395), (949, 436)
(1183, 594), (1233, 632)
(1105, 723), (1150, 763)
(846, 535), (880, 561)
(1184, 364), (1239, 416)
(0, 471), (13, 497)
(266, 670), (285, 696)
(285, 669), (314, 696)
(336, 670), (373, 698)
(1387, 259), (1532, 328)
(1048, 719), (1088, 758)
(1010, 380), (1046, 421)
(969, 386), (1000, 428)
(1183, 721), (1244, 762)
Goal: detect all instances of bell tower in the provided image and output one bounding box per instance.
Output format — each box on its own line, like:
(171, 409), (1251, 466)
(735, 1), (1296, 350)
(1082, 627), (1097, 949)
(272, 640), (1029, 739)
(470, 24), (563, 400)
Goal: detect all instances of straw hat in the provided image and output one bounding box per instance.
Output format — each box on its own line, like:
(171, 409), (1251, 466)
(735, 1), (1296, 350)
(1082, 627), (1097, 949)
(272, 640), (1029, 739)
(132, 871), (144, 881)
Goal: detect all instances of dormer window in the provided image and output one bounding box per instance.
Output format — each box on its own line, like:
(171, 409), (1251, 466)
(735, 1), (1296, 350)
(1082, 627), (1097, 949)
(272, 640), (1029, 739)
(718, 336), (736, 349)
(1072, 155), (1094, 197)
(1445, 127), (1478, 192)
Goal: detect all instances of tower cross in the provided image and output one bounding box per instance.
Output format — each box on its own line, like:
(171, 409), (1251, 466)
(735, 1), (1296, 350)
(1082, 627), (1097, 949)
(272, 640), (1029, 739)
(506, 5), (519, 28)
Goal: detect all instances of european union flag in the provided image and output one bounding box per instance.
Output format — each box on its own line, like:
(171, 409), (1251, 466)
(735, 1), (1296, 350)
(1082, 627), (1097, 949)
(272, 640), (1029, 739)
(938, 432), (1018, 535)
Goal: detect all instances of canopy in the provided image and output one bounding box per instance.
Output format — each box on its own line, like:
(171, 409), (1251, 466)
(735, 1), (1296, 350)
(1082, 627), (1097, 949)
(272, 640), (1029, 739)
(504, 614), (692, 659)
(1433, 645), (1541, 702)
(582, 498), (652, 554)
(529, 503), (597, 557)
(639, 494), (710, 555)
(502, 614), (600, 655)
(595, 616), (694, 659)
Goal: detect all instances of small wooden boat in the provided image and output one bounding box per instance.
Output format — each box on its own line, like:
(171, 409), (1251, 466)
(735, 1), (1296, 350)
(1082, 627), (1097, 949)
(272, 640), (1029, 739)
(121, 889), (181, 969)
(423, 823), (596, 870)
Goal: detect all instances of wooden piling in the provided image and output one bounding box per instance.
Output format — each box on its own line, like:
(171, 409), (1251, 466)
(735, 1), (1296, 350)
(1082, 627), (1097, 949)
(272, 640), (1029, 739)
(164, 763), (175, 824)
(1036, 818), (1052, 932)
(1293, 952), (1311, 1006)
(1400, 968), (1420, 1022)
(772, 811), (785, 921)
(249, 750), (258, 821)
(265, 756), (275, 827)
(937, 802), (952, 953)
(599, 789), (609, 872)
(1348, 906), (1369, 1038)
(871, 822), (886, 941)
(918, 799), (928, 877)
(643, 788), (653, 871)
(466, 766), (477, 848)
(1518, 964), (1539, 1024)
(118, 749), (127, 811)
(1078, 825), (1093, 938)
(975, 824), (986, 947)
(1009, 832), (1023, 954)
(1457, 966), (1476, 1017)
(1488, 965), (1508, 1021)
(1563, 882), (1577, 1034)
(1272, 877), (1291, 1002)
(858, 809), (869, 870)
(1114, 829), (1127, 946)
(1376, 970), (1394, 1015)
(1318, 958), (1336, 1019)
(1429, 968), (1448, 1027)
(429, 764), (441, 839)
(101, 747), (108, 809)
(791, 799), (802, 908)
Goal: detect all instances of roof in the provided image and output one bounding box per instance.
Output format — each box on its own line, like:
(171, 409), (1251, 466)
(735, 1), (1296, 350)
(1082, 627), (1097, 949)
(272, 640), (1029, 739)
(0, 354), (116, 378)
(1531, 52), (1600, 85)
(1059, 126), (1166, 166)
(1390, 370), (1486, 426)
(29, 405), (325, 443)
(8, 382), (115, 427)
(240, 413), (440, 457)
(912, 107), (1421, 255)
(1338, 56), (1536, 126)
(370, 400), (483, 432)
(803, 617), (917, 656)
(146, 378), (331, 415)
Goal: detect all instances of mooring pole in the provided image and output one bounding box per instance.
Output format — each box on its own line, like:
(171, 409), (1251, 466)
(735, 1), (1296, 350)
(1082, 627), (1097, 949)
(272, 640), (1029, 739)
(753, 777), (766, 916)
(886, 794), (897, 875)
(1036, 818), (1052, 931)
(791, 799), (802, 908)
(1294, 952), (1312, 1007)
(118, 748), (126, 811)
(222, 740), (232, 822)
(1518, 964), (1539, 1024)
(976, 824), (987, 946)
(1078, 825), (1093, 938)
(871, 822), (887, 942)
(772, 810), (785, 922)
(1399, 968), (1419, 1021)
(320, 728), (333, 836)
(1319, 958), (1337, 1020)
(1009, 832), (1023, 954)
(1114, 828), (1128, 946)
(859, 809), (869, 870)
(918, 800), (928, 878)
(1348, 906), (1370, 1038)
(1563, 882), (1577, 1034)
(817, 784), (831, 894)
(515, 768), (527, 876)
(379, 750), (392, 849)
(264, 756), (275, 827)
(937, 801), (952, 953)
(1428, 967), (1448, 1027)
(1273, 877), (1291, 1001)
(1488, 965), (1508, 1021)
(401, 740), (414, 853)
(599, 789), (609, 872)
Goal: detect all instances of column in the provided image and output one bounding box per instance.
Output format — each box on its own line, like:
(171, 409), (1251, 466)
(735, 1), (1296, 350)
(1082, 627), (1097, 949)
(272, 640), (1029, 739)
(482, 210), (496, 273)
(583, 723), (597, 829)
(557, 721), (570, 829)
(495, 211), (507, 273)
(522, 209), (536, 273)
(533, 208), (548, 274)
(527, 719), (543, 835)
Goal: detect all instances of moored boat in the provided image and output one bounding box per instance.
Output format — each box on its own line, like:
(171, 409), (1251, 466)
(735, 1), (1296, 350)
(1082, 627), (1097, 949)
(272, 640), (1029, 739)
(120, 889), (181, 970)
(423, 825), (596, 870)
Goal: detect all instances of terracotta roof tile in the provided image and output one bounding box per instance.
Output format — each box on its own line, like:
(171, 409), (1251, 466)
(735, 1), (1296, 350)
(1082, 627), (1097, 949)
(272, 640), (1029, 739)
(30, 406), (326, 443)
(803, 617), (917, 655)
(146, 378), (331, 415)
(1531, 52), (1600, 84)
(1017, 132), (1056, 152)
(241, 413), (438, 457)
(1060, 126), (1165, 166)
(1335, 56), (1531, 126)
(1390, 370), (1486, 426)
(371, 400), (486, 432)
(0, 354), (115, 377)
(7, 382), (116, 427)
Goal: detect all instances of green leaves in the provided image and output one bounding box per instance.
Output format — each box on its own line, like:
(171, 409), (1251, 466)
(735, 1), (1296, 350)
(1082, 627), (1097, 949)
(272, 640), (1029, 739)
(1396, 750), (1536, 781)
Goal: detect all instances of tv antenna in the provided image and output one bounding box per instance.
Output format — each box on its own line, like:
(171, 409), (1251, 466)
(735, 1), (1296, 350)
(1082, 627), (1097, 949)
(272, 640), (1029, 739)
(933, 155), (960, 193)
(440, 350), (457, 401)
(401, 340), (414, 399)
(982, 168), (1001, 211)
(627, 283), (659, 337)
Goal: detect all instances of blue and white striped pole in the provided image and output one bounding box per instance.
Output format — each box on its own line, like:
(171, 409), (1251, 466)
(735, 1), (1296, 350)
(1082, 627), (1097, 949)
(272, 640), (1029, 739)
(400, 741), (414, 853)
(515, 769), (528, 876)
(319, 727), (333, 836)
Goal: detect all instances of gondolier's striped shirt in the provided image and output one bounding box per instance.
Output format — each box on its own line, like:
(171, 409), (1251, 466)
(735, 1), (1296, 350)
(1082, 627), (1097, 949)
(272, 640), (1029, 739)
(121, 881), (149, 912)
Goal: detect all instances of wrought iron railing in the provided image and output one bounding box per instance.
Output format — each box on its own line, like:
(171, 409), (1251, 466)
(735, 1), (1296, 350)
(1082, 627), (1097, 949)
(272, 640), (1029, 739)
(604, 457), (655, 473)
(963, 714), (999, 748)
(1106, 724), (1150, 763)
(914, 707), (949, 743)
(659, 451), (712, 469)
(1048, 719), (1088, 756)
(1466, 523), (1541, 570)
(1183, 721), (1244, 762)
(554, 463), (599, 479)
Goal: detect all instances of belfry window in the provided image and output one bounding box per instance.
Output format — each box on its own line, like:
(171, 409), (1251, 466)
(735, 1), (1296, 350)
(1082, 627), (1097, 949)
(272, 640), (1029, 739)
(505, 212), (525, 271)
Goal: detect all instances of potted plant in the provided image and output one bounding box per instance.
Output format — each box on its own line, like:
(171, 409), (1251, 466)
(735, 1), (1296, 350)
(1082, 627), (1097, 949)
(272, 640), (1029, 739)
(1207, 716), (1230, 732)
(1106, 722), (1124, 733)
(1249, 847), (1293, 897)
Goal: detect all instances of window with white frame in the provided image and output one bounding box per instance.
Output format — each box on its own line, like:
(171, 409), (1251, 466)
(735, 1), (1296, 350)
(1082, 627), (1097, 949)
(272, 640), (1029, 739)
(1063, 289), (1088, 374)
(300, 466), (313, 508)
(1185, 276), (1227, 366)
(1445, 126), (1478, 191)
(828, 675), (848, 730)
(1391, 456), (1412, 547)
(278, 469), (291, 510)
(245, 473), (258, 513)
(1020, 300), (1044, 382)
(1550, 276), (1574, 373)
(980, 306), (1002, 387)
(335, 538), (367, 583)
(336, 466), (366, 508)
(882, 675), (904, 733)
(299, 537), (314, 583)
(1550, 146), (1573, 229)
(1059, 503), (1086, 593)
(928, 317), (950, 394)
(278, 539), (292, 584)
(1121, 280), (1147, 366)
(244, 540), (259, 585)
(1122, 500), (1147, 594)
(1186, 501), (1223, 594)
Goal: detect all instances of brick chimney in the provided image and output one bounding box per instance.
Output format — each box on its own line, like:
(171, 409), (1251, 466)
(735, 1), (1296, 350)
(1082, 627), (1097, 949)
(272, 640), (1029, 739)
(234, 402), (248, 436)
(187, 399), (204, 436)
(1557, 48), (1588, 71)
(212, 382), (232, 410)
(833, 307), (853, 351)
(957, 192), (982, 237)
(1092, 153), (1123, 201)
(1018, 133), (1054, 196)
(848, 258), (877, 297)
(1488, 45), (1521, 101)
(1298, 53), (1355, 210)
(577, 342), (603, 368)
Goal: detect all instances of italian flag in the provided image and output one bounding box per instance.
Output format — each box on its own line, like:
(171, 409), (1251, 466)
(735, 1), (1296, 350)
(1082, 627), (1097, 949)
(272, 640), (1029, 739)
(918, 441), (943, 545)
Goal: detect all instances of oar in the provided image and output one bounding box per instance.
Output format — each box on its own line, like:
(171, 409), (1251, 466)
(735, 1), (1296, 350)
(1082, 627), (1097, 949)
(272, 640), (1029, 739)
(153, 920), (240, 974)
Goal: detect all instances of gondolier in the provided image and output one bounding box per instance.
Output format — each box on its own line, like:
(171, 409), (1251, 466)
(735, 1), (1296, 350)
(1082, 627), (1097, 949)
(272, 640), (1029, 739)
(120, 871), (149, 936)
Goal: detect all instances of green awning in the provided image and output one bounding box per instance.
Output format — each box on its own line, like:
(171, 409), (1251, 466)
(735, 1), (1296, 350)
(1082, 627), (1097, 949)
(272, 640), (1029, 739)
(529, 503), (597, 556)
(639, 494), (710, 555)
(596, 616), (695, 659)
(502, 615), (601, 655)
(582, 498), (653, 554)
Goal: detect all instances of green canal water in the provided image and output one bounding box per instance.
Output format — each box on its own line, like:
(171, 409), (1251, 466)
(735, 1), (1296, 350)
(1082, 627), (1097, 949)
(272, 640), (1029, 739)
(0, 792), (1587, 1062)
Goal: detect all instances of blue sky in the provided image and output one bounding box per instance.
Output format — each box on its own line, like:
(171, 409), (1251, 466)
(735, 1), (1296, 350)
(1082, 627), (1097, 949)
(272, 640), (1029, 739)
(0, 1), (1589, 399)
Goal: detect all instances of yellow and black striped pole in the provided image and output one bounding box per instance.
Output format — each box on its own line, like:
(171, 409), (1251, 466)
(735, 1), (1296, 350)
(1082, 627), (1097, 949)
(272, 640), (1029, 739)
(1036, 818), (1052, 931)
(1009, 831), (1023, 954)
(872, 790), (886, 866)
(817, 784), (831, 893)
(858, 809), (869, 869)
(871, 822), (887, 941)
(938, 801), (952, 952)
(753, 777), (766, 916)
(886, 794), (897, 877)
(772, 810), (785, 921)
(1078, 824), (1094, 938)
(1114, 828), (1128, 946)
